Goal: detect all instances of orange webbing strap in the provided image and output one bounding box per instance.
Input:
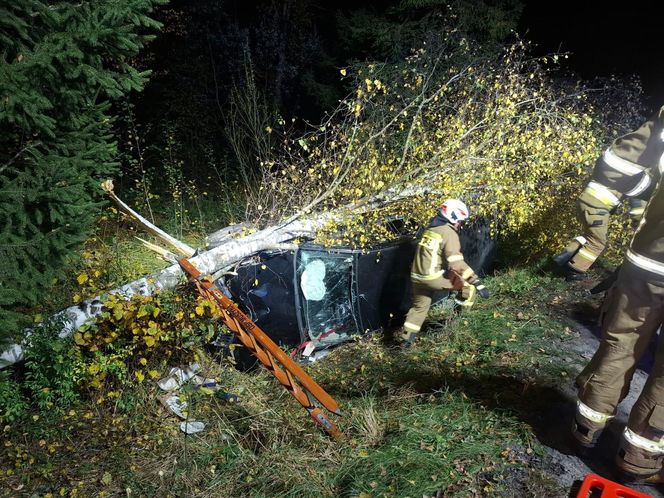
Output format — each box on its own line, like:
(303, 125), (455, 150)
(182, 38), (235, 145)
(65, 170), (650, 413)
(178, 258), (342, 438)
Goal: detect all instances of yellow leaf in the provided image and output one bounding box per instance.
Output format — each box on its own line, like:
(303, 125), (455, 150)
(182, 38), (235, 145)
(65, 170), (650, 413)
(195, 306), (205, 316)
(144, 336), (155, 347)
(101, 471), (112, 485)
(135, 371), (145, 383)
(148, 370), (159, 379)
(77, 273), (88, 285)
(340, 68), (347, 76)
(139, 358), (147, 366)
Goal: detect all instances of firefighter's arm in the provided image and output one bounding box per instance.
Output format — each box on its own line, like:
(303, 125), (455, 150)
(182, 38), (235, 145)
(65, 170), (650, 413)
(443, 236), (490, 299)
(443, 234), (479, 285)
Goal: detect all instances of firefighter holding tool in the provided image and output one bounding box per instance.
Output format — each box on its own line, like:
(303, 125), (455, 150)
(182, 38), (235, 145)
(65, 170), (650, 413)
(399, 199), (490, 347)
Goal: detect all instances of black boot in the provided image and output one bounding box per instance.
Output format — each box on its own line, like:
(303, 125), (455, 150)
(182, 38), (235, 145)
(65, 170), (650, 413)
(565, 265), (587, 282)
(552, 249), (575, 267)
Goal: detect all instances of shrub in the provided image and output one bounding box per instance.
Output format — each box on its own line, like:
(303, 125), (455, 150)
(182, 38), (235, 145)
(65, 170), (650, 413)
(0, 370), (28, 423)
(72, 288), (218, 390)
(23, 317), (80, 413)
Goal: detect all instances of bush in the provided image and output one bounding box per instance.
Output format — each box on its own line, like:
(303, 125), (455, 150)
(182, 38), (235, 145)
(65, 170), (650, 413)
(0, 370), (28, 423)
(23, 318), (81, 413)
(72, 288), (218, 390)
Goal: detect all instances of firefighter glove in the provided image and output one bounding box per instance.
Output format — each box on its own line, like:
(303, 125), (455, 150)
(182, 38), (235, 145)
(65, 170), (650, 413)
(476, 284), (490, 299)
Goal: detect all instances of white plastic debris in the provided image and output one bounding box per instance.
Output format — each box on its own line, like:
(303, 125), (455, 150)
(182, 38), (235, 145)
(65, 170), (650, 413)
(302, 341), (316, 357)
(157, 363), (201, 391)
(180, 421), (205, 434)
(158, 394), (188, 419)
(191, 375), (217, 388)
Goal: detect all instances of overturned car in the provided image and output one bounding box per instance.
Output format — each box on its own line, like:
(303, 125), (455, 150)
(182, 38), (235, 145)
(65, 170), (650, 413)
(223, 220), (495, 363)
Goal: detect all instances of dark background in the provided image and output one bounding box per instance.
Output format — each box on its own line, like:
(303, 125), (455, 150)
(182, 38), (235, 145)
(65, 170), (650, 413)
(520, 1), (663, 112)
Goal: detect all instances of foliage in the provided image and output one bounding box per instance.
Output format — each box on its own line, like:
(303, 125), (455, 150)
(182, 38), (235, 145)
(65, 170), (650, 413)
(0, 370), (28, 423)
(0, 0), (165, 345)
(72, 289), (217, 390)
(116, 102), (246, 236)
(338, 0), (523, 61)
(250, 28), (640, 260)
(23, 317), (81, 414)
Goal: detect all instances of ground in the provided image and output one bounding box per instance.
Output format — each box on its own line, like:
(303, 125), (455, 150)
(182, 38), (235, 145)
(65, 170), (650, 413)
(3, 264), (664, 497)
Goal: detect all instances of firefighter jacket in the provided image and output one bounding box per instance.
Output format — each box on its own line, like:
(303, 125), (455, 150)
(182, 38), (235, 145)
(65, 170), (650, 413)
(588, 105), (664, 209)
(410, 219), (479, 288)
(625, 163), (664, 284)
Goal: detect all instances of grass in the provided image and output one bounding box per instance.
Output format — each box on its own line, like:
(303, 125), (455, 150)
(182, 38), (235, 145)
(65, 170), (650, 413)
(0, 266), (593, 497)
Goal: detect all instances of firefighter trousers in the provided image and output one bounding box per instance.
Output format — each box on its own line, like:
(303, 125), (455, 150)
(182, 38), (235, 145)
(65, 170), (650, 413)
(402, 278), (456, 340)
(576, 268), (664, 475)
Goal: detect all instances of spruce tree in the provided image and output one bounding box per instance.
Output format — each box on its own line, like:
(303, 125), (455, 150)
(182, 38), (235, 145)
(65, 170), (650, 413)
(0, 0), (165, 353)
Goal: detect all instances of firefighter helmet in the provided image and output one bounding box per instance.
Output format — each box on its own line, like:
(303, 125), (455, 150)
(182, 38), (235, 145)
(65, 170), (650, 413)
(439, 199), (469, 224)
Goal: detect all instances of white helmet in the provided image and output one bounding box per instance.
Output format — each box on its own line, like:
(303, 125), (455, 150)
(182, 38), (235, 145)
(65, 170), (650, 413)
(439, 199), (469, 224)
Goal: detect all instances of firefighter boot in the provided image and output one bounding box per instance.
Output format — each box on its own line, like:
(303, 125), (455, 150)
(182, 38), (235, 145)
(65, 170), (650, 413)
(564, 264), (588, 282)
(397, 330), (418, 350)
(553, 249), (576, 267)
(615, 432), (664, 485)
(572, 410), (607, 457)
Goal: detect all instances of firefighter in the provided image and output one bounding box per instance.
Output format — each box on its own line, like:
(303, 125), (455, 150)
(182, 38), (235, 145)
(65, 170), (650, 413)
(571, 107), (664, 483)
(553, 106), (664, 281)
(399, 199), (490, 347)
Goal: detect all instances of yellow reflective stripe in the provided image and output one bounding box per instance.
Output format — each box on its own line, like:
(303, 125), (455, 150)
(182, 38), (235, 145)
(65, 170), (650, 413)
(584, 181), (620, 208)
(629, 207), (645, 216)
(447, 254), (464, 263)
(422, 230), (442, 240)
(403, 322), (421, 332)
(428, 239), (440, 276)
(461, 268), (474, 280)
(576, 247), (599, 263)
(577, 400), (613, 424)
(411, 271), (444, 281)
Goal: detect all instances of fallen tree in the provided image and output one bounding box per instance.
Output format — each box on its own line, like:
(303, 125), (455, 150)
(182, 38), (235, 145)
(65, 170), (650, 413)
(1, 181), (442, 366)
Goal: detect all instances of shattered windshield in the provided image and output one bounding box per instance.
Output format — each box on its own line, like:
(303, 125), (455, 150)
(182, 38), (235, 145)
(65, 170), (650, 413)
(296, 249), (359, 347)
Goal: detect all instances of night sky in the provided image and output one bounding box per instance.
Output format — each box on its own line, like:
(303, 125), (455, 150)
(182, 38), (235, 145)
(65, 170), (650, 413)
(519, 1), (663, 112)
